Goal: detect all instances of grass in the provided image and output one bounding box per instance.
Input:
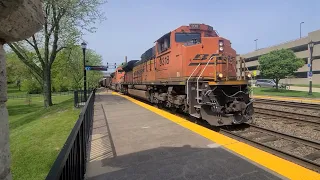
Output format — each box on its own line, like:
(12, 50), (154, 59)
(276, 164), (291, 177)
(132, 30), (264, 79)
(7, 84), (73, 99)
(252, 87), (320, 98)
(7, 84), (28, 96)
(7, 88), (80, 180)
(291, 84), (320, 88)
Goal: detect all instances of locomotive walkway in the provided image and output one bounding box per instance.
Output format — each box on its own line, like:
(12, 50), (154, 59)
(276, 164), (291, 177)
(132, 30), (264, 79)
(84, 89), (320, 180)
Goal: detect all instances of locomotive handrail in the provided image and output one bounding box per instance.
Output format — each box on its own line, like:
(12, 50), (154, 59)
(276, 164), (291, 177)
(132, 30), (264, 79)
(186, 63), (201, 103)
(196, 56), (214, 104)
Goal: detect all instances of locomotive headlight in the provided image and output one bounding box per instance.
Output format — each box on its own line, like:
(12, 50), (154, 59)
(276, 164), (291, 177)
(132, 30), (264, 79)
(219, 41), (224, 46)
(219, 47), (224, 51)
(247, 73), (252, 78)
(218, 73), (223, 78)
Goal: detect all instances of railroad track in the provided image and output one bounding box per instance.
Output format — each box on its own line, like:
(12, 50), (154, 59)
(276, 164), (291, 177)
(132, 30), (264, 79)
(254, 99), (320, 111)
(220, 124), (320, 173)
(254, 107), (320, 126)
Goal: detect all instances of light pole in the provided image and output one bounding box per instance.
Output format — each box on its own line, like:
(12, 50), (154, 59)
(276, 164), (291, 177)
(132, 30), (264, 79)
(254, 39), (258, 50)
(81, 41), (87, 101)
(300, 22), (304, 38)
(308, 41), (314, 95)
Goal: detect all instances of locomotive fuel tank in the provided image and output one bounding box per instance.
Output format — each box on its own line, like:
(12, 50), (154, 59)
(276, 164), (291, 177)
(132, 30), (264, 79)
(133, 85), (148, 90)
(128, 89), (149, 101)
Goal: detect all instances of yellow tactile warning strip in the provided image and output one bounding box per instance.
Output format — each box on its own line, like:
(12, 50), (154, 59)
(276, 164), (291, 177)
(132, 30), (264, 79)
(254, 95), (320, 104)
(112, 92), (320, 180)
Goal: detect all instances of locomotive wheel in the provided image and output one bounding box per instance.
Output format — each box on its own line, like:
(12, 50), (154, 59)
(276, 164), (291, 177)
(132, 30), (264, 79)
(170, 107), (178, 114)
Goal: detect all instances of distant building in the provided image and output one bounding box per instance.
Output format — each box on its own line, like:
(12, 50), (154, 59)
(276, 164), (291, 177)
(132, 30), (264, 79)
(237, 29), (320, 84)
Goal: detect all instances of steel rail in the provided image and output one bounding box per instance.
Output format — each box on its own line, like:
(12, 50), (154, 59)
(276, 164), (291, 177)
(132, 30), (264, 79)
(254, 107), (320, 126)
(254, 99), (320, 111)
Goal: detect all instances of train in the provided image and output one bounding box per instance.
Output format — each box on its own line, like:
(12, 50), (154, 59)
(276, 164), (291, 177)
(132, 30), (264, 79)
(99, 76), (112, 88)
(106, 23), (254, 126)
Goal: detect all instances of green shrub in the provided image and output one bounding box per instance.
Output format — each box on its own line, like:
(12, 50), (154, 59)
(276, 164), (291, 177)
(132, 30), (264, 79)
(21, 79), (42, 94)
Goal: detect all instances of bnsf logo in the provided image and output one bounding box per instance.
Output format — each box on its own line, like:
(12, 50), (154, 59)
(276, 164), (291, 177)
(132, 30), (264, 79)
(193, 54), (234, 62)
(193, 54), (211, 60)
(159, 56), (169, 66)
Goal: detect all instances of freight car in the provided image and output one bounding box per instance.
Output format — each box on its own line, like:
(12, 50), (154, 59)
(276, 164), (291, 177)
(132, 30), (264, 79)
(99, 76), (112, 88)
(119, 23), (254, 126)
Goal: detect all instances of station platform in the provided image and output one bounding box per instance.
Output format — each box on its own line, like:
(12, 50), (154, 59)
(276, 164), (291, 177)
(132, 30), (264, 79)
(85, 90), (320, 180)
(254, 95), (320, 104)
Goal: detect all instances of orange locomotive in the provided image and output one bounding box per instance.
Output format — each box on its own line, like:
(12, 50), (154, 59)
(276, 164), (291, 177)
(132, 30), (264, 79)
(110, 66), (125, 91)
(119, 23), (253, 126)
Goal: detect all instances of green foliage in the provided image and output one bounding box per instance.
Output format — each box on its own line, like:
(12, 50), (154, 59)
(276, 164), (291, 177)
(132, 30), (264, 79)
(6, 51), (41, 93)
(5, 52), (28, 85)
(51, 46), (103, 91)
(21, 78), (42, 94)
(7, 0), (106, 107)
(6, 45), (103, 94)
(258, 49), (304, 90)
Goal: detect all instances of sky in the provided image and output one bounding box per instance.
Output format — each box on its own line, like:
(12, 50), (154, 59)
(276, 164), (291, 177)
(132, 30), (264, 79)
(83, 0), (320, 69)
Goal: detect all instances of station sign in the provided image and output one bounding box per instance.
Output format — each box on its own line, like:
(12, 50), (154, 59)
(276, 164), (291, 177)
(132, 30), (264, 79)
(307, 71), (313, 81)
(85, 66), (108, 71)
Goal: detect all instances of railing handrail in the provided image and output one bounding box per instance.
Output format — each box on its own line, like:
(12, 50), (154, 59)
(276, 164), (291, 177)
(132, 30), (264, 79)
(79, 91), (94, 116)
(46, 89), (96, 180)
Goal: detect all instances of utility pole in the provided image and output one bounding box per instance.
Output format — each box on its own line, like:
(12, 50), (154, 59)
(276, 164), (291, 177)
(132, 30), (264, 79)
(300, 22), (304, 38)
(308, 41), (314, 95)
(81, 41), (87, 101)
(254, 39), (258, 50)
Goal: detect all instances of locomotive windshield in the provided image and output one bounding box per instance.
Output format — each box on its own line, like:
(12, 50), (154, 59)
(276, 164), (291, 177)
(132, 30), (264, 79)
(175, 32), (201, 43)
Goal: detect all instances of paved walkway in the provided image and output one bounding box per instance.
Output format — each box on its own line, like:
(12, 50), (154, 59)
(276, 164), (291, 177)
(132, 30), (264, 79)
(85, 91), (285, 180)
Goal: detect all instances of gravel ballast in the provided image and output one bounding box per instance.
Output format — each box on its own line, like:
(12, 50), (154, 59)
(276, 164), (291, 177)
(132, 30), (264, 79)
(254, 103), (320, 116)
(254, 116), (320, 142)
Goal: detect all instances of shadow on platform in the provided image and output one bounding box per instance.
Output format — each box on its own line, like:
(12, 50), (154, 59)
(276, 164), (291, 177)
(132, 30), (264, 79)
(87, 144), (282, 180)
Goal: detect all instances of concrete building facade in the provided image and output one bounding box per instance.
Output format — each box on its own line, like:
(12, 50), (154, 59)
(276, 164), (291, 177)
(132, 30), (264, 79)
(237, 29), (320, 85)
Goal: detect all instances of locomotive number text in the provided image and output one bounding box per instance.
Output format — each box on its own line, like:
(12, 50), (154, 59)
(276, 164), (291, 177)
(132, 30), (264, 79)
(159, 56), (169, 66)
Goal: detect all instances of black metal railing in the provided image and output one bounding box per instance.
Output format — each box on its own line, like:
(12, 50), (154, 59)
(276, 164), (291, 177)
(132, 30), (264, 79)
(74, 89), (94, 108)
(46, 89), (96, 180)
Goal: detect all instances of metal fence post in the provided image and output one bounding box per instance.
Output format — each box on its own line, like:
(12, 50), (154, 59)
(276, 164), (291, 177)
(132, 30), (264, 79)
(74, 91), (78, 108)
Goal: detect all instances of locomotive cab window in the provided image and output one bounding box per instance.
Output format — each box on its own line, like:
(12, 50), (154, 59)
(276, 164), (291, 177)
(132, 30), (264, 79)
(118, 69), (124, 74)
(157, 33), (171, 54)
(175, 32), (201, 43)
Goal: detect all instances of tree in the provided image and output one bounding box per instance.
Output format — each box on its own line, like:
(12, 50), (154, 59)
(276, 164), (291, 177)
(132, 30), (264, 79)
(85, 49), (104, 89)
(5, 51), (28, 86)
(51, 45), (103, 91)
(258, 49), (304, 90)
(7, 0), (106, 107)
(5, 51), (44, 93)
